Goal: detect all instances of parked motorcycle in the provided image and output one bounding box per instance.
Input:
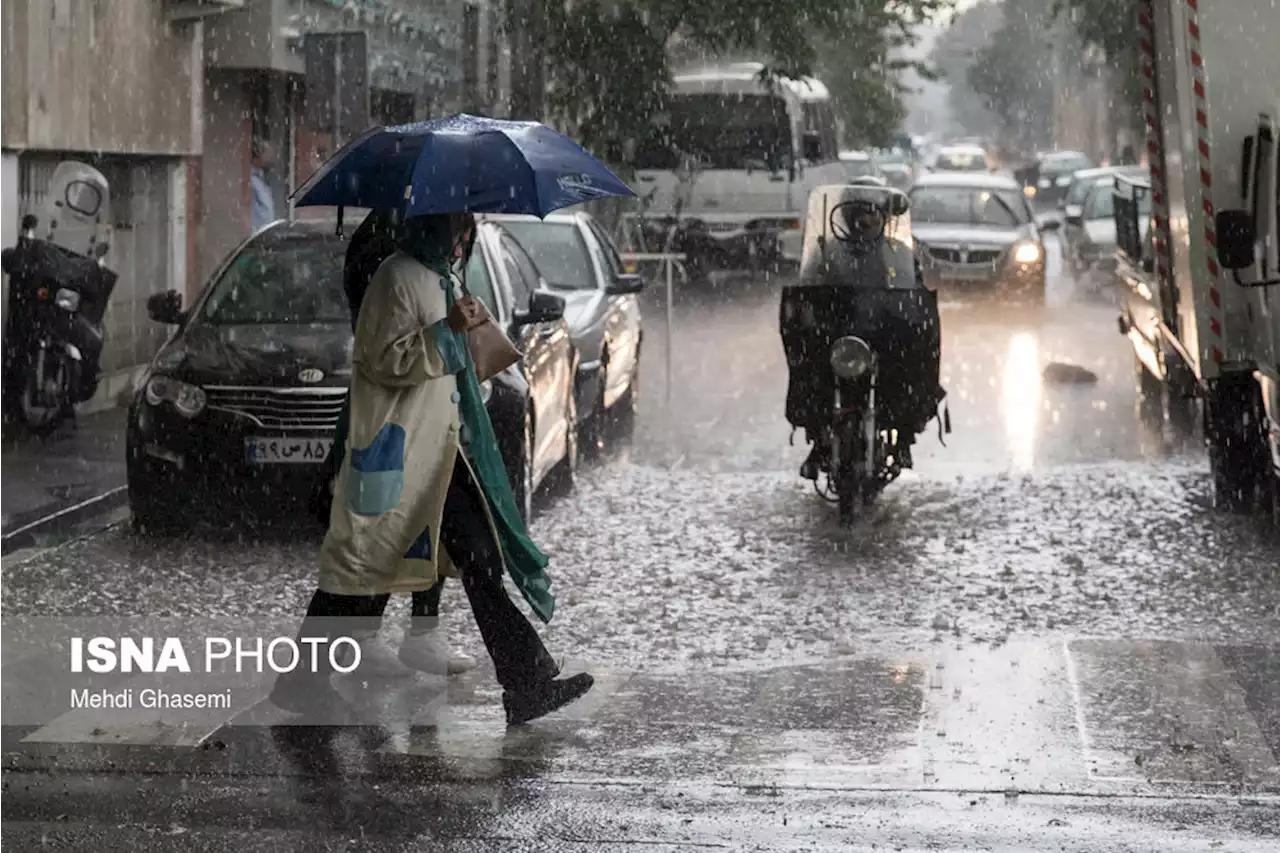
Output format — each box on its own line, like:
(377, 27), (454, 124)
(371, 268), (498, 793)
(781, 180), (948, 525)
(2, 162), (117, 435)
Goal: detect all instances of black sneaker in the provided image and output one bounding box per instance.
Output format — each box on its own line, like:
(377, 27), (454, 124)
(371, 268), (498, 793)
(799, 444), (825, 481)
(503, 673), (595, 726)
(268, 673), (355, 723)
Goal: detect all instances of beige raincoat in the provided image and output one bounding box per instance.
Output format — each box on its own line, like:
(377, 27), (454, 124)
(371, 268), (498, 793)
(318, 251), (477, 595)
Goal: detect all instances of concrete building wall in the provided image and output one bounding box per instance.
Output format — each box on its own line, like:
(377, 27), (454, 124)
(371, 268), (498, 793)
(1, 0), (203, 155)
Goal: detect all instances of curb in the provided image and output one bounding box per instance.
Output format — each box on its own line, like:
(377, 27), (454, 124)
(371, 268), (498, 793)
(0, 486), (129, 556)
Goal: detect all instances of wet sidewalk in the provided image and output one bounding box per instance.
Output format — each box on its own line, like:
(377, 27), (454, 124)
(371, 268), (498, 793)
(1, 407), (128, 553)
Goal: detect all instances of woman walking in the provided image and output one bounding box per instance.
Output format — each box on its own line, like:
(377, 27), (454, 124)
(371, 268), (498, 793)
(318, 209), (475, 677)
(274, 211), (592, 726)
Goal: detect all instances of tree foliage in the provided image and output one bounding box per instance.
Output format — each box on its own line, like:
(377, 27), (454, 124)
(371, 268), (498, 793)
(507, 0), (953, 163)
(966, 0), (1056, 151)
(930, 0), (1005, 137)
(1052, 0), (1143, 134)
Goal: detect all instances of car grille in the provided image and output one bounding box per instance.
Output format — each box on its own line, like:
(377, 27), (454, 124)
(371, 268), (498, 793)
(928, 247), (1004, 265)
(203, 386), (347, 430)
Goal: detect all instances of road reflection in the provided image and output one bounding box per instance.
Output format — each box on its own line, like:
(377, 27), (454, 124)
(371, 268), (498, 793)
(1001, 331), (1043, 472)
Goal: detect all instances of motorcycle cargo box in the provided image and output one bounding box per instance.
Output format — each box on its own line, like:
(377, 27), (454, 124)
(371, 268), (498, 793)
(5, 237), (118, 326)
(782, 184), (943, 435)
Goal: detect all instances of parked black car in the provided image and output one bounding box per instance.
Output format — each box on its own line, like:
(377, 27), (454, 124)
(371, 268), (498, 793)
(127, 218), (577, 531)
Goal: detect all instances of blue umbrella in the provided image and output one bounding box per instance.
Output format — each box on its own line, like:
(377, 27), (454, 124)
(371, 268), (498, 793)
(291, 114), (633, 217)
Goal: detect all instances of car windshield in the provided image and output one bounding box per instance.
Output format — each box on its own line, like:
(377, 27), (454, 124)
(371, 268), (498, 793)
(1085, 184), (1152, 220)
(935, 151), (986, 171)
(1041, 154), (1093, 176)
(909, 186), (1029, 226)
(1066, 175), (1105, 205)
(497, 221), (595, 290)
(200, 236), (349, 325)
(841, 159), (877, 180)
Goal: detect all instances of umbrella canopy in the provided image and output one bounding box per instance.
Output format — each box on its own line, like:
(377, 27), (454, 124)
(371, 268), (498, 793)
(292, 114), (633, 218)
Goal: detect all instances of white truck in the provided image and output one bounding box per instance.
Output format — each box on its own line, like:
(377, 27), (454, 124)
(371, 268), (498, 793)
(1115, 0), (1280, 519)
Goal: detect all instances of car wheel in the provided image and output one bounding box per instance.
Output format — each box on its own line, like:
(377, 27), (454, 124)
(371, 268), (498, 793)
(127, 457), (181, 536)
(509, 407), (536, 525)
(547, 380), (578, 498)
(581, 365), (609, 459)
(612, 356), (640, 440)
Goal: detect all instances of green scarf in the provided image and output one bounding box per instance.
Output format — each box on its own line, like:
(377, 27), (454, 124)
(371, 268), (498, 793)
(363, 215), (557, 623)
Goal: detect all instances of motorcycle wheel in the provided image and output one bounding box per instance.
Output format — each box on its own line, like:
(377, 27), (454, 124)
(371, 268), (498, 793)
(833, 421), (866, 527)
(20, 349), (71, 437)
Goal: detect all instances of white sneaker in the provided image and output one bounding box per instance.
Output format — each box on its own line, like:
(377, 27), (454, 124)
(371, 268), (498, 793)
(348, 631), (413, 679)
(398, 618), (478, 675)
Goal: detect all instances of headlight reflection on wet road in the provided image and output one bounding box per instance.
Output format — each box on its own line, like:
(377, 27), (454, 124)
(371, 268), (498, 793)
(1001, 331), (1042, 472)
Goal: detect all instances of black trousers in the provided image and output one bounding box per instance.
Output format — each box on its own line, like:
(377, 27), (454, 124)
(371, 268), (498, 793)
(297, 458), (559, 693)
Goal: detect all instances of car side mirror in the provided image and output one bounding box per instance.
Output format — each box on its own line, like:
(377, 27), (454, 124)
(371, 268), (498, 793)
(93, 242), (110, 259)
(514, 290), (565, 326)
(887, 192), (910, 217)
(21, 214), (38, 232)
(606, 273), (646, 295)
(147, 290), (185, 325)
(1215, 209), (1256, 270)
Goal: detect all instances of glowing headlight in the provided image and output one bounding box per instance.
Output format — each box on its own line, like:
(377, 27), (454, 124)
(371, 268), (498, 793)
(1023, 185), (1037, 198)
(145, 376), (206, 418)
(1014, 242), (1042, 264)
(55, 288), (81, 312)
(830, 336), (875, 380)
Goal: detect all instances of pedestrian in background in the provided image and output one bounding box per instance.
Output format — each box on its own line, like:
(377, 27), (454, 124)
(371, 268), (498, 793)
(250, 139), (277, 232)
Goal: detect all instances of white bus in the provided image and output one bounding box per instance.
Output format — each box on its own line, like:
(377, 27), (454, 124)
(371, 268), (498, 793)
(629, 61), (846, 274)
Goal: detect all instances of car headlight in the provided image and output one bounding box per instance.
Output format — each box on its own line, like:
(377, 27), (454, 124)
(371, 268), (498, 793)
(830, 336), (875, 380)
(1023, 185), (1037, 198)
(1014, 242), (1042, 264)
(1037, 178), (1051, 189)
(145, 376), (206, 418)
(1056, 175), (1072, 187)
(55, 288), (81, 312)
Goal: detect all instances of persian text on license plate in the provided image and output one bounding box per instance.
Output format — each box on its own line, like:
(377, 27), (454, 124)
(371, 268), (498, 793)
(245, 437), (332, 464)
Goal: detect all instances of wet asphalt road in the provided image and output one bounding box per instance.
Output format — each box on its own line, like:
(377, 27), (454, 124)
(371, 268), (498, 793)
(3, 238), (1280, 850)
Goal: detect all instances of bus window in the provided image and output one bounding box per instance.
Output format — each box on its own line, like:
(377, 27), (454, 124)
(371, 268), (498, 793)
(634, 93), (791, 172)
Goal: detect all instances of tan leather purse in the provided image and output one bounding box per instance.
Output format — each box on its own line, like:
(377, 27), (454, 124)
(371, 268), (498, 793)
(454, 286), (522, 382)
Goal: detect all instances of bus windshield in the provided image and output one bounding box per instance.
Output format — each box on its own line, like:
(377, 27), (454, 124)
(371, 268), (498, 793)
(635, 93), (791, 171)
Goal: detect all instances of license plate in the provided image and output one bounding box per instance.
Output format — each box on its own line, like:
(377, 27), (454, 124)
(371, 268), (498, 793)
(245, 437), (332, 464)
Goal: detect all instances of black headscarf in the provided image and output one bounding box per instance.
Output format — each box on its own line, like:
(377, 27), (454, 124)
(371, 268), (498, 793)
(343, 210), (401, 332)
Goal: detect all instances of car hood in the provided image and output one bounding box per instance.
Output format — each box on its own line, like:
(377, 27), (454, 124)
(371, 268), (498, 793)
(157, 322), (353, 388)
(911, 223), (1028, 247)
(1083, 220), (1117, 247)
(551, 288), (605, 336)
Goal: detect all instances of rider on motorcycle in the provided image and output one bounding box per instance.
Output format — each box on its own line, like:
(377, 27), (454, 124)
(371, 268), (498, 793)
(782, 177), (934, 482)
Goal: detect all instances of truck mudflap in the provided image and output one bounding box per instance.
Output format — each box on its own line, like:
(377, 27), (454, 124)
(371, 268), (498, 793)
(1257, 366), (1280, 472)
(1206, 368), (1273, 512)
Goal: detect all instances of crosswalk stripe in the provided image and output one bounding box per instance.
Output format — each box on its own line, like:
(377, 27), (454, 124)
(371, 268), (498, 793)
(1067, 638), (1280, 787)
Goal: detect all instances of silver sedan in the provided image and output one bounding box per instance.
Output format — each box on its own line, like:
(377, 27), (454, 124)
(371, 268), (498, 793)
(488, 211), (645, 455)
